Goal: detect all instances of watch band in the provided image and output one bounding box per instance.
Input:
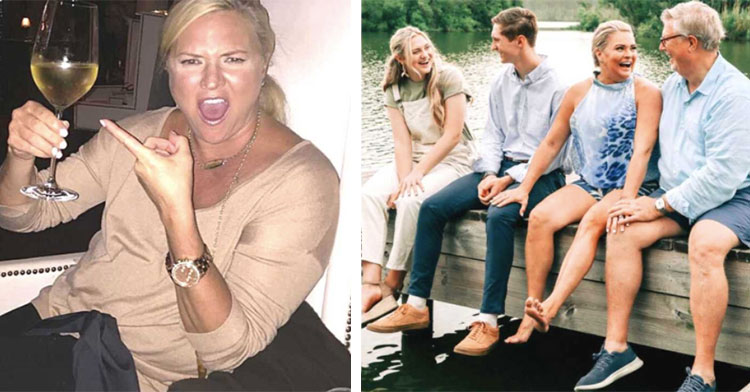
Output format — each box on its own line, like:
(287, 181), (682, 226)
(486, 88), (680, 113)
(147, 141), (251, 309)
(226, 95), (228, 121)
(165, 245), (212, 288)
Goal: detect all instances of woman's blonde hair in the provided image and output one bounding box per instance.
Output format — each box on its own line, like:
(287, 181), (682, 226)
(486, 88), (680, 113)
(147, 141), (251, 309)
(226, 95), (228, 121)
(160, 0), (287, 124)
(381, 26), (447, 128)
(591, 20), (633, 67)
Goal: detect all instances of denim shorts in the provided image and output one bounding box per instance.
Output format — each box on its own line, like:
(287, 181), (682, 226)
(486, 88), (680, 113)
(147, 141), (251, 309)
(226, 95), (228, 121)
(572, 178), (660, 202)
(670, 186), (750, 247)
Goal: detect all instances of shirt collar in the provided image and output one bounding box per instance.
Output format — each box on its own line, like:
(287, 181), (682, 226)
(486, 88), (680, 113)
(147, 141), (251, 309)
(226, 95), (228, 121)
(513, 55), (549, 84)
(680, 52), (725, 98)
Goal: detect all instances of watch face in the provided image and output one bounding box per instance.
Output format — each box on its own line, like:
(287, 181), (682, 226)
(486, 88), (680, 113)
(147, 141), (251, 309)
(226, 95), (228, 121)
(171, 262), (201, 288)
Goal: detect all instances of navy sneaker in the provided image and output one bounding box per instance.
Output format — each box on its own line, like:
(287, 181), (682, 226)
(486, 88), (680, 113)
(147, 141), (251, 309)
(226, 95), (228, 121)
(574, 345), (644, 390)
(677, 367), (716, 392)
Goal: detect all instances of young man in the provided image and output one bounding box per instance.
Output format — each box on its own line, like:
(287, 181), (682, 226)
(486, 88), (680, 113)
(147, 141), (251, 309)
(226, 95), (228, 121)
(575, 2), (750, 391)
(367, 7), (567, 356)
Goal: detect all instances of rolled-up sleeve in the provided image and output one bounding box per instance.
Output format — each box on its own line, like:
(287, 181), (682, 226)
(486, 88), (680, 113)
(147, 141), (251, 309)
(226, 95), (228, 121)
(666, 96), (750, 219)
(185, 147), (340, 371)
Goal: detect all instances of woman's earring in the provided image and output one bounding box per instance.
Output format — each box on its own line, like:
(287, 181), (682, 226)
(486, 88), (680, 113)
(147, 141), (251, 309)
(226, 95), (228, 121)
(400, 64), (407, 78)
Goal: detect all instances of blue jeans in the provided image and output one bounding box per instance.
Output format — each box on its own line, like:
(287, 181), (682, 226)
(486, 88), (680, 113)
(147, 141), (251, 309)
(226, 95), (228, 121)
(408, 160), (565, 314)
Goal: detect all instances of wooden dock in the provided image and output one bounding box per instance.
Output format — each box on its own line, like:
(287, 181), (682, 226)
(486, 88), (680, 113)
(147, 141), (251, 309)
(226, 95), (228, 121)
(385, 210), (750, 368)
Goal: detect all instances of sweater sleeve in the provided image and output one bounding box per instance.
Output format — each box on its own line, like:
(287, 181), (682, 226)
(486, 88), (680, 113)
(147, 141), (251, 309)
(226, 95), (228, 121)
(0, 110), (165, 232)
(184, 144), (340, 371)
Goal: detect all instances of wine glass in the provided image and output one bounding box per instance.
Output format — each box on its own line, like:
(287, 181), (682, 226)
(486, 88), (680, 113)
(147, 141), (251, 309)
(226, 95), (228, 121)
(22, 0), (99, 202)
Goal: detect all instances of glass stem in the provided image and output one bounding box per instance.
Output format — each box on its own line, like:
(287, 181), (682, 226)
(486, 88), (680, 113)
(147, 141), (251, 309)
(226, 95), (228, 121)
(44, 110), (62, 189)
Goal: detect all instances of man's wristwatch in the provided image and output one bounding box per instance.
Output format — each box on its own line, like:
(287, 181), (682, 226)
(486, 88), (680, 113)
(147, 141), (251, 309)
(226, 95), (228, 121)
(165, 245), (212, 288)
(654, 196), (668, 215)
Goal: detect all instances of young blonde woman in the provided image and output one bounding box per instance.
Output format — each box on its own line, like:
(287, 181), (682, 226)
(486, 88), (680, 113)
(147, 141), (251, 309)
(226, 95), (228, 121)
(361, 26), (475, 324)
(493, 21), (662, 351)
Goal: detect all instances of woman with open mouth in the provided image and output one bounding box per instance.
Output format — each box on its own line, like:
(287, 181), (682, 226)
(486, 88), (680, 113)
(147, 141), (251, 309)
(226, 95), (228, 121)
(492, 20), (662, 366)
(0, 0), (348, 390)
(361, 26), (476, 326)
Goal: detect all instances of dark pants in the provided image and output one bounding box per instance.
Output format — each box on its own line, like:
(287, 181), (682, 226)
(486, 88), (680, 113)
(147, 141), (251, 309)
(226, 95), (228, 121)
(169, 301), (350, 391)
(0, 302), (350, 392)
(408, 160), (565, 314)
(0, 304), (76, 391)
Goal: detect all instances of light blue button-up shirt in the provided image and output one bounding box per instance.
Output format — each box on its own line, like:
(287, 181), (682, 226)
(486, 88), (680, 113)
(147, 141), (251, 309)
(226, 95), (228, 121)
(660, 54), (750, 220)
(473, 57), (567, 182)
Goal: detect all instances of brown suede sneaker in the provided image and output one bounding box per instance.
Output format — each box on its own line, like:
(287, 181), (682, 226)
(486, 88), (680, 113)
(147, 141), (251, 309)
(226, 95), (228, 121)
(453, 321), (500, 356)
(366, 303), (429, 333)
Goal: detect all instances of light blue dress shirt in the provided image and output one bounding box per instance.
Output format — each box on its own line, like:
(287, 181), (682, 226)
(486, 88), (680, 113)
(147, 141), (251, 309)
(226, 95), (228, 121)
(659, 54), (750, 220)
(473, 56), (568, 182)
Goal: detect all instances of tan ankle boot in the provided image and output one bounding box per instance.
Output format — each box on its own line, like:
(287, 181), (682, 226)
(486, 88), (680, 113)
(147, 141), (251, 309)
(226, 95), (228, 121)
(366, 303), (429, 333)
(453, 321), (499, 356)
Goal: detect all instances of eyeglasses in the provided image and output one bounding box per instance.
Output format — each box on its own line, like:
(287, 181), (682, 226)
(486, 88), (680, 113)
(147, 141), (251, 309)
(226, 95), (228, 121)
(659, 34), (686, 46)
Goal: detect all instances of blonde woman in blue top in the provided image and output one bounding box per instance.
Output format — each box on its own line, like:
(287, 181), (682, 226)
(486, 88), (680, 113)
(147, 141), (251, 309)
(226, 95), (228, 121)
(494, 20), (662, 345)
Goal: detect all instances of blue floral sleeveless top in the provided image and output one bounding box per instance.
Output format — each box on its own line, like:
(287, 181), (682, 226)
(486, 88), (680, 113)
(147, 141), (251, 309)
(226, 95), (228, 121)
(569, 75), (659, 189)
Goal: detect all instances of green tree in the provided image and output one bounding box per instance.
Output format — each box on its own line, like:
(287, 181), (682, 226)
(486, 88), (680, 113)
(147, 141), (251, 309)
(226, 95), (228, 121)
(362, 0), (407, 32)
(361, 0), (521, 32)
(467, 0), (510, 27)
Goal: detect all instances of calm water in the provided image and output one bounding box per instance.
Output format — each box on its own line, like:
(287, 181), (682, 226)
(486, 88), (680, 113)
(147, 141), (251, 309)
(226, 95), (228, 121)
(362, 302), (750, 391)
(361, 30), (750, 390)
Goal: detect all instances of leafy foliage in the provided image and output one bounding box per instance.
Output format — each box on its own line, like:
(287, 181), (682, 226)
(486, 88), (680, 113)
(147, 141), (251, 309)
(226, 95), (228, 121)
(577, 1), (623, 31)
(576, 0), (750, 41)
(362, 0), (519, 32)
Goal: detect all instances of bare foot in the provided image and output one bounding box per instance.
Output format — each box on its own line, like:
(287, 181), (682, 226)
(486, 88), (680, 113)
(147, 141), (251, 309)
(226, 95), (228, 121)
(504, 314), (536, 344)
(524, 297), (550, 333)
(362, 283), (382, 313)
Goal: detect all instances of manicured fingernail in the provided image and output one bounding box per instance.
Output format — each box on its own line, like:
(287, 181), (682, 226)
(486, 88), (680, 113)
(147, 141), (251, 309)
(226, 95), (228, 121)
(59, 128), (68, 137)
(51, 147), (59, 156)
(56, 151), (63, 159)
(59, 140), (67, 150)
(99, 119), (107, 127)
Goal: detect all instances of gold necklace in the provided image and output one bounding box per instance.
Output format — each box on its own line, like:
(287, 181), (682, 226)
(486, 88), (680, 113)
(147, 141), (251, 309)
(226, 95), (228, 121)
(188, 110), (261, 252)
(187, 114), (260, 170)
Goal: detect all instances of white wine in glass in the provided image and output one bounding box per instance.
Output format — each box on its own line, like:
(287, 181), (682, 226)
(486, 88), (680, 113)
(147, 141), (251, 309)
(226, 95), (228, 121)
(22, 0), (99, 202)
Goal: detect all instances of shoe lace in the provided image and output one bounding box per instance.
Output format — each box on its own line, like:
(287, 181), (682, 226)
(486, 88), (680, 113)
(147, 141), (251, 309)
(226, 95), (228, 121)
(467, 321), (486, 341)
(678, 368), (710, 392)
(591, 350), (615, 372)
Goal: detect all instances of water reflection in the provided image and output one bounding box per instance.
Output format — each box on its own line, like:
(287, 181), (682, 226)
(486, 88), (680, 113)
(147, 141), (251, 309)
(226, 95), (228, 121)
(362, 301), (750, 391)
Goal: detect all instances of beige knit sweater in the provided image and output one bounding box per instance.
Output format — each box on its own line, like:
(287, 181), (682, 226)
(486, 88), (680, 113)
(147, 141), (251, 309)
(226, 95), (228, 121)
(0, 107), (340, 391)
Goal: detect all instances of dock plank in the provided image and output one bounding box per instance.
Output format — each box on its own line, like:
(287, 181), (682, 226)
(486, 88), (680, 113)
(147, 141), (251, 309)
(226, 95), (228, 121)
(384, 209), (750, 367)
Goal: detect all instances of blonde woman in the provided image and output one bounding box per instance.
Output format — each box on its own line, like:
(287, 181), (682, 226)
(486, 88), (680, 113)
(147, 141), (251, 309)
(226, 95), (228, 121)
(493, 20), (662, 356)
(0, 0), (347, 390)
(362, 26), (475, 323)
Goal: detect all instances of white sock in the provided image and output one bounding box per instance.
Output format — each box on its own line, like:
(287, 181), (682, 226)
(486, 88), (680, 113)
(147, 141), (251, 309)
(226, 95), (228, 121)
(478, 313), (498, 328)
(406, 295), (427, 310)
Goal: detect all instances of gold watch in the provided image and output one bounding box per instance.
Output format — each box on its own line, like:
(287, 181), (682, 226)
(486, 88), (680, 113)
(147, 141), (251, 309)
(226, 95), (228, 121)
(165, 246), (212, 288)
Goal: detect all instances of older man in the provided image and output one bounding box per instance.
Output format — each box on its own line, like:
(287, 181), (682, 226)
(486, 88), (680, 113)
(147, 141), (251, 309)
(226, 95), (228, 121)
(574, 2), (750, 391)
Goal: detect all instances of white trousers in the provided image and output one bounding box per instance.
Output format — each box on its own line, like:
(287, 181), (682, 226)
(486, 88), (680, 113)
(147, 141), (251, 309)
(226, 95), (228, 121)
(361, 161), (471, 271)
